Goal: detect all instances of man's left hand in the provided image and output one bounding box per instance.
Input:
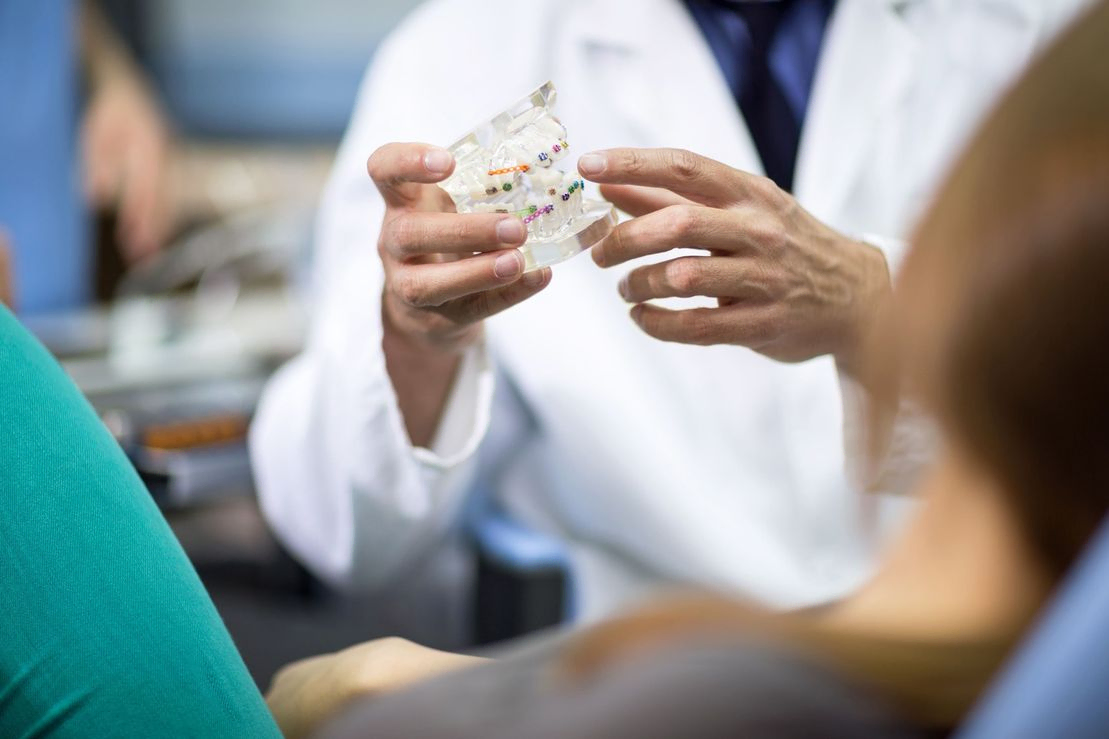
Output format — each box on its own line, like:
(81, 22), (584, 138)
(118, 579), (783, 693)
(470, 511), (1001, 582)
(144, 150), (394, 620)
(578, 148), (891, 371)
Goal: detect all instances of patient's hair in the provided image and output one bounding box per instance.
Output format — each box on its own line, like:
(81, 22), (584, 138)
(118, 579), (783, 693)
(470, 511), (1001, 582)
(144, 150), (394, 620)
(884, 0), (1109, 575)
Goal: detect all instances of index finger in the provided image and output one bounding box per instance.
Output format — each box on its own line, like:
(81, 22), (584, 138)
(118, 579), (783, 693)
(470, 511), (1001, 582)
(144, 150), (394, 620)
(578, 148), (757, 208)
(367, 142), (456, 208)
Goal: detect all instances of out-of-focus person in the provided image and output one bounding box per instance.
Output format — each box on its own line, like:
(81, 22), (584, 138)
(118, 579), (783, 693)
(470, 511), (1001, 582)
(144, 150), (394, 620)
(250, 0), (1090, 638)
(0, 1), (173, 315)
(0, 229), (12, 308)
(266, 5), (1109, 736)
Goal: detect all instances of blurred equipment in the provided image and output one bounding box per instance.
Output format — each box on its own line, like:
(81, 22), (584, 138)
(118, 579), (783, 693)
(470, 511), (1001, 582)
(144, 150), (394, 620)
(31, 201), (313, 505)
(468, 503), (573, 645)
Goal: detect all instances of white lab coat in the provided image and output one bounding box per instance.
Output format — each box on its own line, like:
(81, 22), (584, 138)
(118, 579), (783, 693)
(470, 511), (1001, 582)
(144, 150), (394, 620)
(250, 0), (1085, 628)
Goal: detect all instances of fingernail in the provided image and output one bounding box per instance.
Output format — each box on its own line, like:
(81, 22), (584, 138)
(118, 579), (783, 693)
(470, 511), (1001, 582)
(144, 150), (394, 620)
(523, 268), (549, 288)
(630, 304), (645, 323)
(578, 153), (607, 177)
(496, 218), (527, 244)
(494, 251), (523, 279)
(423, 147), (453, 174)
(617, 275), (631, 301)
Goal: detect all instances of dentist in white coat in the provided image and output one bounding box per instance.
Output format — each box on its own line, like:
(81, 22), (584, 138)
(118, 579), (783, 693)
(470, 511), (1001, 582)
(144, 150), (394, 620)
(250, 0), (1084, 639)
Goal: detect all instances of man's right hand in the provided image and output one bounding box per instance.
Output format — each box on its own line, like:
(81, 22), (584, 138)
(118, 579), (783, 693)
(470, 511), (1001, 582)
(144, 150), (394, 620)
(370, 142), (552, 354)
(368, 142), (552, 446)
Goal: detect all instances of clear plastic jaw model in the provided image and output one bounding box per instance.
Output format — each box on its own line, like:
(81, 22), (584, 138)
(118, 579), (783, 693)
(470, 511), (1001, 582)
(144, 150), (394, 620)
(439, 82), (617, 272)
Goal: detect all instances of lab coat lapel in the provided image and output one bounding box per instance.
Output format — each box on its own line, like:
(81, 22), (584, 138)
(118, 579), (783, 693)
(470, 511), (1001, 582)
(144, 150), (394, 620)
(794, 0), (922, 219)
(570, 0), (760, 176)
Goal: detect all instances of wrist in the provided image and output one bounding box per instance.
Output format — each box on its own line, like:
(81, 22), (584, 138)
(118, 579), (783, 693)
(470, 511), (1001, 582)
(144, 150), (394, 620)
(381, 297), (473, 448)
(382, 297), (473, 357)
(836, 239), (892, 377)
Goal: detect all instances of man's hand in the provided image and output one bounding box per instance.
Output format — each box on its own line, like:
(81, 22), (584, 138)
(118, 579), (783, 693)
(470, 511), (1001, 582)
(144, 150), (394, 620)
(81, 2), (174, 263)
(369, 142), (551, 445)
(371, 142), (551, 353)
(578, 148), (891, 372)
(266, 637), (485, 739)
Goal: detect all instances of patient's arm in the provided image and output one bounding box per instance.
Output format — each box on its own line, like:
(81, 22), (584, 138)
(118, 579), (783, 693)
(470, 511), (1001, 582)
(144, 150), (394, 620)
(267, 594), (777, 738)
(266, 593), (754, 739)
(266, 637), (486, 739)
(556, 594), (765, 681)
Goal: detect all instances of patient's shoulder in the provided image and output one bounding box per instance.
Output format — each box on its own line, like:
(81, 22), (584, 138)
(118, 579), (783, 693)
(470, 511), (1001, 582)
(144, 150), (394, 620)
(0, 307), (152, 519)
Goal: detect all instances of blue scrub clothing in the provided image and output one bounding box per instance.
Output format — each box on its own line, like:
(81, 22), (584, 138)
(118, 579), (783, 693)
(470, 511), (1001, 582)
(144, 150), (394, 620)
(0, 1), (91, 315)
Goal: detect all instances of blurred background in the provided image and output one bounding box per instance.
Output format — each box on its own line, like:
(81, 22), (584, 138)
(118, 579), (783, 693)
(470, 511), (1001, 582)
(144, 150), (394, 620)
(4, 0), (435, 689)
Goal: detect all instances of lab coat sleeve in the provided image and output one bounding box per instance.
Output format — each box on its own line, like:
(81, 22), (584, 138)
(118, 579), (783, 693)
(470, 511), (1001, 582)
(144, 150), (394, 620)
(838, 367), (939, 500)
(249, 15), (496, 592)
(838, 0), (1093, 495)
(822, 231), (925, 502)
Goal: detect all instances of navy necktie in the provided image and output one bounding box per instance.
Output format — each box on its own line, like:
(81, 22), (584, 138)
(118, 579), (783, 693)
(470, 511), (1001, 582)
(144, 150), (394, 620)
(687, 0), (834, 192)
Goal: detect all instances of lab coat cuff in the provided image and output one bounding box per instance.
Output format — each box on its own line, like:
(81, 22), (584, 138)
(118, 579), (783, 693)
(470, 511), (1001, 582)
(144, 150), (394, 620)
(410, 339), (495, 470)
(838, 366), (937, 498)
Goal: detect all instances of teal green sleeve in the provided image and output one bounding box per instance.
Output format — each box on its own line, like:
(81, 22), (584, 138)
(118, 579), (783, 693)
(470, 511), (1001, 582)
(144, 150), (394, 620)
(0, 308), (281, 738)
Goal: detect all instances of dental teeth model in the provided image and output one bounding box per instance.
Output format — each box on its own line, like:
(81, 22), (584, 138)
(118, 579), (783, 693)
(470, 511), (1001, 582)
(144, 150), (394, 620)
(439, 82), (617, 272)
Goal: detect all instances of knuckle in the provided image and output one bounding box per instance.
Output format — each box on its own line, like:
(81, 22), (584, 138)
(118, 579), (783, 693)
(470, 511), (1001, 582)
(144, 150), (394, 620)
(665, 259), (702, 297)
(756, 308), (788, 344)
(623, 149), (645, 175)
(747, 218), (785, 251)
(666, 205), (700, 241)
(385, 213), (417, 251)
(394, 271), (427, 306)
(750, 175), (782, 204)
(669, 149), (700, 180)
